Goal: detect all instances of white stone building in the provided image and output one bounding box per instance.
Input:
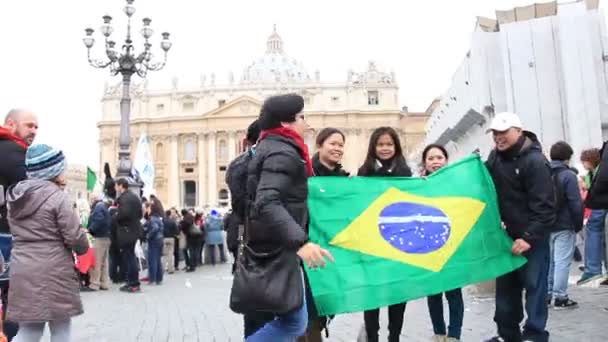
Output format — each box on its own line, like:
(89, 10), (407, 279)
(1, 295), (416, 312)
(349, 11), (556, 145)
(98, 27), (429, 208)
(422, 0), (608, 165)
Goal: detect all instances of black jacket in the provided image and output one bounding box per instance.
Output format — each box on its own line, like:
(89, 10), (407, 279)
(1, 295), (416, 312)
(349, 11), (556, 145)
(246, 134), (309, 252)
(486, 131), (556, 244)
(163, 217), (179, 238)
(551, 161), (584, 233)
(0, 134), (27, 234)
(312, 154), (350, 177)
(357, 157), (412, 177)
(586, 140), (608, 209)
(115, 190), (143, 245)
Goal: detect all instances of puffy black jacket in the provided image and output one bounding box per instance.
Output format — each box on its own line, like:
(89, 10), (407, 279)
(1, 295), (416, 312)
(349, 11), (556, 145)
(586, 140), (608, 209)
(246, 134), (308, 252)
(550, 161), (584, 232)
(0, 131), (27, 234)
(486, 131), (556, 244)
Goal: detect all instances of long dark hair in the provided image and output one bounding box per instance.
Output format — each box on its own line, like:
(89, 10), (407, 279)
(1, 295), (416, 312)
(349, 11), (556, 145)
(359, 127), (409, 176)
(149, 195), (165, 218)
(421, 144), (449, 174)
(315, 127), (345, 147)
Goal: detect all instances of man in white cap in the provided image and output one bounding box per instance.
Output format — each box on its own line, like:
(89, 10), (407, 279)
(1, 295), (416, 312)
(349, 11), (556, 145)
(484, 112), (555, 342)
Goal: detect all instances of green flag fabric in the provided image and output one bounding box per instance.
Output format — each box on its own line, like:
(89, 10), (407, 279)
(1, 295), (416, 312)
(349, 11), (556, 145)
(305, 154), (526, 316)
(86, 167), (97, 192)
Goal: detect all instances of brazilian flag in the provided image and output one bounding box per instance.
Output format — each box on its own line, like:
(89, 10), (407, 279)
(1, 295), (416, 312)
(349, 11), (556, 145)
(306, 154), (526, 316)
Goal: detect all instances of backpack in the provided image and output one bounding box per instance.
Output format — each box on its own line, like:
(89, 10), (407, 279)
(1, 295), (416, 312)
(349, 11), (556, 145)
(226, 149), (255, 217)
(486, 150), (565, 214)
(225, 149), (255, 251)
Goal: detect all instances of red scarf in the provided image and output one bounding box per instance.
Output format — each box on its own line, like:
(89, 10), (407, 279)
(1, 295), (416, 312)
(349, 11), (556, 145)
(260, 127), (313, 177)
(0, 126), (28, 149)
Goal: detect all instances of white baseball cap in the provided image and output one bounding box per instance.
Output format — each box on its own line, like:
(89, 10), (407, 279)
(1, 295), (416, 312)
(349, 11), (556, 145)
(486, 112), (523, 133)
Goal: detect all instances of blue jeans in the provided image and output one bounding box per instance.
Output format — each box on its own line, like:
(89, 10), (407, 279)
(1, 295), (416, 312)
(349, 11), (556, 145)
(584, 209), (606, 275)
(246, 271), (308, 342)
(548, 230), (576, 299)
(427, 288), (464, 339)
(495, 239), (550, 342)
(147, 238), (164, 284)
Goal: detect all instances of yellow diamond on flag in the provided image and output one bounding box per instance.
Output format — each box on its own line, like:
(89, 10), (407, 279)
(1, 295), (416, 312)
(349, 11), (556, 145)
(329, 187), (486, 272)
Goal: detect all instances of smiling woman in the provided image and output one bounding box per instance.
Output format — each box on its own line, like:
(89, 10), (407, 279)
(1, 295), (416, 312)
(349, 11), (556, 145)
(313, 128), (346, 176)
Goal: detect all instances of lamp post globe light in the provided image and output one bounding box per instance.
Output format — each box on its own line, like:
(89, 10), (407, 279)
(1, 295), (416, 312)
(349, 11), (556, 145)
(83, 0), (172, 195)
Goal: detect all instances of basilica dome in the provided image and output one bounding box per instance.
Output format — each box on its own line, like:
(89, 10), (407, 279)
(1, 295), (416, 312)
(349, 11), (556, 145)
(241, 26), (311, 84)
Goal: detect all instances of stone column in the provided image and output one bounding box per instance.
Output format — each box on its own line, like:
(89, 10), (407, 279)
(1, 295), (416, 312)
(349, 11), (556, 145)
(207, 132), (217, 207)
(168, 135), (180, 207)
(198, 132), (208, 207)
(343, 128), (360, 174)
(349, 129), (361, 174)
(228, 131), (237, 162)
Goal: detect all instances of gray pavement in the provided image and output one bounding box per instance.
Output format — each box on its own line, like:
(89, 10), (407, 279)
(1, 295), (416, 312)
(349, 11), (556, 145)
(38, 263), (608, 341)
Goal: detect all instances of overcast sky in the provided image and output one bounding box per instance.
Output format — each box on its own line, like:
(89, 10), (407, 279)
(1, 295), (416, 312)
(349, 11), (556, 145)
(0, 0), (602, 169)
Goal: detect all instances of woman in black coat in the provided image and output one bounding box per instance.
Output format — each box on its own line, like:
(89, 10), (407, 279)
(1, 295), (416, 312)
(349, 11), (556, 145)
(301, 128), (350, 342)
(358, 127), (412, 342)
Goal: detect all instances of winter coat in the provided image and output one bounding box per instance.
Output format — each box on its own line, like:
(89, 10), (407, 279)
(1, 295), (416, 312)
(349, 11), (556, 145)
(485, 131), (556, 244)
(0, 126), (27, 235)
(144, 215), (163, 242)
(162, 217), (179, 238)
(204, 215), (224, 245)
(550, 161), (584, 233)
(246, 134), (309, 252)
(6, 179), (89, 322)
(88, 201), (111, 238)
(115, 190), (143, 246)
(586, 141), (608, 209)
(312, 153), (350, 177)
(357, 157), (413, 177)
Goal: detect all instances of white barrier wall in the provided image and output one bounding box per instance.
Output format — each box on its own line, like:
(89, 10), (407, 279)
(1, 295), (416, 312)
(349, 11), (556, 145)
(424, 2), (608, 165)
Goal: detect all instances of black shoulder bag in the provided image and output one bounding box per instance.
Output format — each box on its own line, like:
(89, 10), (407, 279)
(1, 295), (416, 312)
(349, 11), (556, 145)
(229, 197), (303, 314)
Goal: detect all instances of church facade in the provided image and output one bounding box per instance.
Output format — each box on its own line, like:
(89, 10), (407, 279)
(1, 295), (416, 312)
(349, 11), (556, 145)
(98, 27), (429, 209)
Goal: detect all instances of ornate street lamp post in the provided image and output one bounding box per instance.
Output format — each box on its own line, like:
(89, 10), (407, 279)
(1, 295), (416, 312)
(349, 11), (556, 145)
(83, 0), (171, 194)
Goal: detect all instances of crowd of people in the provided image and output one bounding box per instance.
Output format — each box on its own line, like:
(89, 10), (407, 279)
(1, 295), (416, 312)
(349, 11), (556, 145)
(81, 183), (232, 294)
(0, 96), (607, 342)
(225, 97), (608, 342)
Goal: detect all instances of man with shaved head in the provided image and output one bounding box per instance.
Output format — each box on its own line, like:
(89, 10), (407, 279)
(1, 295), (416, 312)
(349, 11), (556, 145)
(0, 108), (38, 340)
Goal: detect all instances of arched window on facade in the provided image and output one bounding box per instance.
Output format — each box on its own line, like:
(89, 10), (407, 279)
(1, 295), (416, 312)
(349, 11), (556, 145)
(218, 189), (229, 206)
(219, 189), (229, 200)
(218, 139), (228, 160)
(184, 140), (196, 161)
(155, 142), (164, 162)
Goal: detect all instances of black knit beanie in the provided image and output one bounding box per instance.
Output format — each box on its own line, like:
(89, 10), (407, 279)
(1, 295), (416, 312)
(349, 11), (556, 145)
(258, 94), (304, 130)
(246, 119), (261, 144)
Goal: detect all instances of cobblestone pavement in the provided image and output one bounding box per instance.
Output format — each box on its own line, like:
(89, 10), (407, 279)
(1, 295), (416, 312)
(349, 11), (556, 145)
(38, 263), (608, 341)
